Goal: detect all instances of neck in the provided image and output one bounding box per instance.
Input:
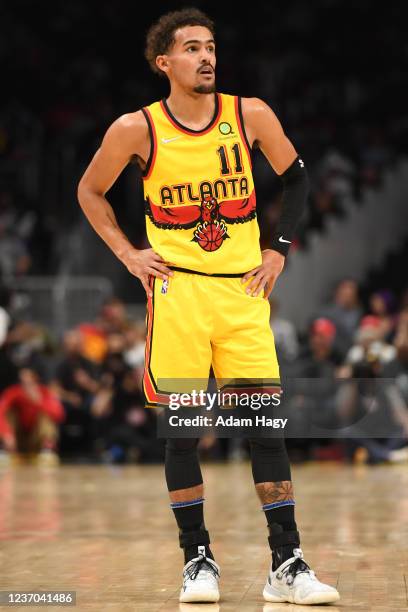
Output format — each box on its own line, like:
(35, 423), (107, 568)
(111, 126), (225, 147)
(166, 85), (216, 130)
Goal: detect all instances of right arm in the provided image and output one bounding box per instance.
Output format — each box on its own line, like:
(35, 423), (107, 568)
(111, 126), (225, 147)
(77, 111), (173, 297)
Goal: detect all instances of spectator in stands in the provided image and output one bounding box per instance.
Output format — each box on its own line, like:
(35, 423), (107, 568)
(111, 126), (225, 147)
(382, 307), (408, 451)
(294, 318), (338, 377)
(334, 309), (408, 464)
(345, 315), (396, 372)
(0, 366), (64, 465)
(336, 310), (408, 466)
(54, 329), (99, 406)
(101, 333), (128, 386)
(319, 279), (363, 358)
(5, 320), (55, 380)
(368, 289), (396, 341)
(74, 298), (129, 365)
(53, 329), (99, 457)
(285, 319), (340, 458)
(123, 321), (146, 368)
(91, 366), (162, 463)
(89, 332), (129, 458)
(76, 322), (108, 365)
(97, 297), (130, 335)
(336, 376), (408, 464)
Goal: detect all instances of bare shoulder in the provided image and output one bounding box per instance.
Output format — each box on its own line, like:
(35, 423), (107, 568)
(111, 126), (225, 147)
(240, 97), (282, 148)
(241, 97), (277, 121)
(241, 96), (269, 111)
(104, 109), (149, 150)
(240, 96), (296, 171)
(116, 109), (149, 131)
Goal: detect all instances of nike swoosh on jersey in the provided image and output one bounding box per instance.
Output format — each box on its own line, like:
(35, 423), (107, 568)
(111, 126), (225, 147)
(279, 236), (291, 243)
(161, 136), (183, 144)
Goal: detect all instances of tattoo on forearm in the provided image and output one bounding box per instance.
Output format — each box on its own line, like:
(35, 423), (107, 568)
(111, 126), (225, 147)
(255, 481), (294, 505)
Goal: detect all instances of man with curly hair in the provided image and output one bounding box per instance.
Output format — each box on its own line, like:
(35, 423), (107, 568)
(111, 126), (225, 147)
(78, 7), (340, 605)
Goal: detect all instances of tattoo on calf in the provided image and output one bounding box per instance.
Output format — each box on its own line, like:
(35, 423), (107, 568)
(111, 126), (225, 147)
(256, 480), (294, 505)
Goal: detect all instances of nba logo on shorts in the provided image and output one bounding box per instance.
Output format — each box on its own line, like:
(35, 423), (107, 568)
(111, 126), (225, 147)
(161, 279), (169, 294)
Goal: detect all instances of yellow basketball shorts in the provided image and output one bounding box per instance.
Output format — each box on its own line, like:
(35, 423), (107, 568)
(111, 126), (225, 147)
(143, 270), (280, 407)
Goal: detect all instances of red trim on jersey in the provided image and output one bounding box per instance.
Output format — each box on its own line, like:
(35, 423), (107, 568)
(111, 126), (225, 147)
(234, 96), (252, 169)
(143, 275), (155, 401)
(142, 107), (157, 180)
(160, 92), (222, 137)
(142, 276), (173, 407)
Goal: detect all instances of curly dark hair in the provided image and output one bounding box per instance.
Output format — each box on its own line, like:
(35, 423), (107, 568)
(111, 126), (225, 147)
(145, 8), (215, 77)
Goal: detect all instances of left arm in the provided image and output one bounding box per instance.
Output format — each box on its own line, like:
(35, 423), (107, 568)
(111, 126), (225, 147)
(241, 97), (309, 298)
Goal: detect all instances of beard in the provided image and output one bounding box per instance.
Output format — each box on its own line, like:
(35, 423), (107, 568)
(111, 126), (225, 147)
(193, 81), (216, 94)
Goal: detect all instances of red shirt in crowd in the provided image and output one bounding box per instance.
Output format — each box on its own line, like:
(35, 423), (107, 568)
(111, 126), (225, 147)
(0, 385), (65, 438)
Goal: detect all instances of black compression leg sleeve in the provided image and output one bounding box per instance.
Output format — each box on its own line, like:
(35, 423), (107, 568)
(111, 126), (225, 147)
(165, 438), (214, 562)
(248, 437), (291, 484)
(165, 438), (202, 491)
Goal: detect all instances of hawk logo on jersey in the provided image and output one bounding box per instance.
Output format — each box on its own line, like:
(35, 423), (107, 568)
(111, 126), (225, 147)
(193, 196), (229, 252)
(145, 191), (257, 252)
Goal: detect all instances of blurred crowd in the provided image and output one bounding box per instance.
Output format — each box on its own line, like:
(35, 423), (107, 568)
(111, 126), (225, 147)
(272, 280), (408, 463)
(1, 281), (408, 466)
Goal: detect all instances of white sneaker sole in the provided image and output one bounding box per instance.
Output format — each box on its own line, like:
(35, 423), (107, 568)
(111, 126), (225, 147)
(179, 588), (220, 603)
(263, 583), (340, 605)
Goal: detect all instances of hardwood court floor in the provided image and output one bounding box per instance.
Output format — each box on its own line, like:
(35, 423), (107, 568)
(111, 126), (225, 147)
(0, 461), (407, 611)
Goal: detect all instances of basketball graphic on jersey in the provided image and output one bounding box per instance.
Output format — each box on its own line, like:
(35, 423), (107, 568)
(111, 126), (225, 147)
(193, 196), (229, 251)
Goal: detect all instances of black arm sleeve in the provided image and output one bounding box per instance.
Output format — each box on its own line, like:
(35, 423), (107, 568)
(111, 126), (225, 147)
(270, 155), (309, 256)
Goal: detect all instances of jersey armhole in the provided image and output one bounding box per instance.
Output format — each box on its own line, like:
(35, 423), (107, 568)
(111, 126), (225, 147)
(235, 96), (252, 167)
(141, 107), (157, 179)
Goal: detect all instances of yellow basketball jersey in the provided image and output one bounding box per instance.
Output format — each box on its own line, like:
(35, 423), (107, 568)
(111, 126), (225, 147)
(141, 92), (261, 274)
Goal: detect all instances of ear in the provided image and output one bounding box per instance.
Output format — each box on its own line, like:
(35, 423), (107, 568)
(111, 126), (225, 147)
(156, 55), (169, 75)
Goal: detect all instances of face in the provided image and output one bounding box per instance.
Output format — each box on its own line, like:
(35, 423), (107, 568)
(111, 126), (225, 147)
(335, 280), (358, 308)
(310, 333), (332, 356)
(125, 323), (146, 346)
(63, 330), (82, 353)
(19, 368), (39, 385)
(107, 333), (125, 353)
(102, 300), (126, 322)
(370, 294), (386, 316)
(156, 25), (216, 94)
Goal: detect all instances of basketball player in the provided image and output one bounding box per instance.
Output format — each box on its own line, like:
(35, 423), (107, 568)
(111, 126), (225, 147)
(77, 8), (340, 605)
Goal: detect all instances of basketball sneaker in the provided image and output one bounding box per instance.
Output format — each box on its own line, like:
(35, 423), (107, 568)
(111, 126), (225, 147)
(179, 545), (220, 603)
(263, 548), (340, 605)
